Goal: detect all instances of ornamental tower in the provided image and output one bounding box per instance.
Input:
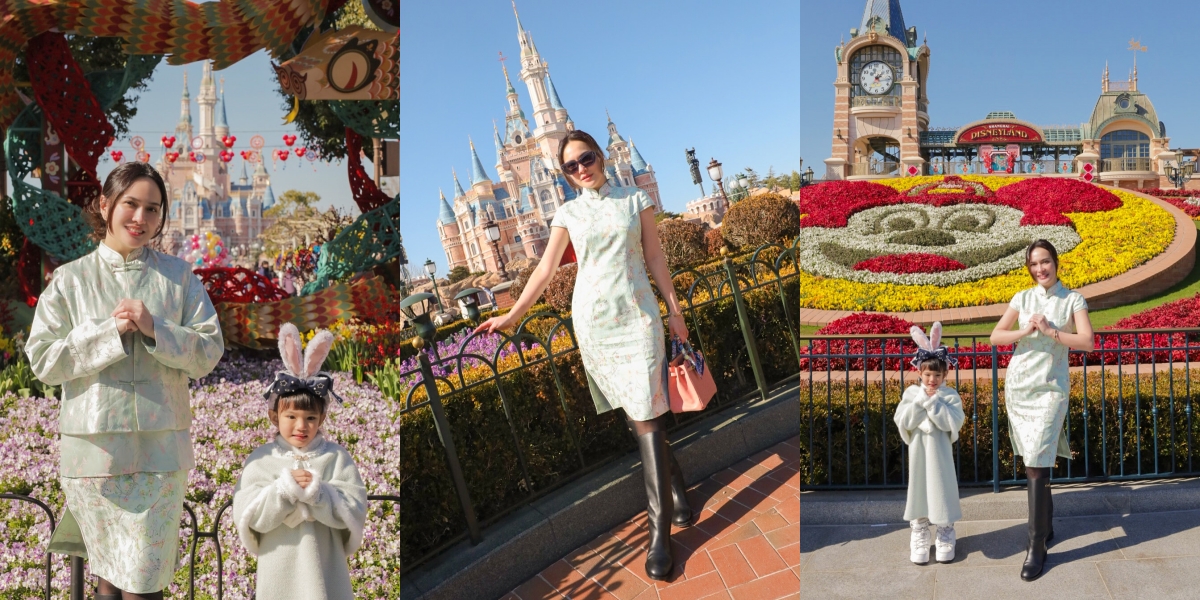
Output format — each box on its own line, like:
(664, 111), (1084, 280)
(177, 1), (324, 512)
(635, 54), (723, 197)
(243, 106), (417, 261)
(175, 71), (193, 144)
(825, 0), (929, 180)
(513, 1), (569, 164)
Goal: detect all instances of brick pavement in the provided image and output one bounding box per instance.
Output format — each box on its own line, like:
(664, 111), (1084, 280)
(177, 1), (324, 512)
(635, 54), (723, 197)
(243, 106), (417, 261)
(503, 436), (801, 600)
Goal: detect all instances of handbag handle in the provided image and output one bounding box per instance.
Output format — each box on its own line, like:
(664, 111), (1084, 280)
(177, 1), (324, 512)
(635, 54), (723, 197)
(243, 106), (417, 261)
(670, 336), (705, 375)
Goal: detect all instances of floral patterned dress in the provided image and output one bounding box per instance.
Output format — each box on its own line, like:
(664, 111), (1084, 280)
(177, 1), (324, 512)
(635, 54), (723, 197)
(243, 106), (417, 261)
(1005, 281), (1086, 468)
(550, 182), (669, 422)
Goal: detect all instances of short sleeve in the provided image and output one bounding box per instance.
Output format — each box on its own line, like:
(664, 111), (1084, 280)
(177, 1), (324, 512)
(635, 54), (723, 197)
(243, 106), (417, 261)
(1069, 291), (1088, 314)
(634, 190), (655, 213)
(1008, 290), (1024, 313)
(550, 205), (570, 230)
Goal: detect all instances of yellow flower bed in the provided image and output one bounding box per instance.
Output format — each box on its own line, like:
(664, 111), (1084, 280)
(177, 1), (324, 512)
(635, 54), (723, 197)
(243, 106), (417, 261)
(800, 187), (1175, 312)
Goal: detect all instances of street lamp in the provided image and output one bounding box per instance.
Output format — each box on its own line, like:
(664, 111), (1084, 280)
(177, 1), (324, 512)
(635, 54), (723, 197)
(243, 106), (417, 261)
(801, 167), (815, 188)
(455, 287), (484, 324)
(707, 158), (728, 210)
(485, 218), (508, 281)
(423, 258), (444, 316)
(1166, 159), (1196, 189)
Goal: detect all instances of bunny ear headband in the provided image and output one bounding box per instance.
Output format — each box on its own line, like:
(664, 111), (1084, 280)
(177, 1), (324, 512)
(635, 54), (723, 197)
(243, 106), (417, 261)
(264, 322), (344, 405)
(909, 322), (958, 370)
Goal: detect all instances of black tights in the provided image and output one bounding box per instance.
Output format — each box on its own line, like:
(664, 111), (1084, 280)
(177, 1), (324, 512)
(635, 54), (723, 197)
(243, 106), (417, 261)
(626, 413), (669, 437)
(1025, 467), (1052, 481)
(97, 577), (163, 600)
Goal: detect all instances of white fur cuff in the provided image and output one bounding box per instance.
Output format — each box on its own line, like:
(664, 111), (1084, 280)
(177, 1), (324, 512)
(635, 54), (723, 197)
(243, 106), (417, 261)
(275, 468), (304, 504)
(298, 469), (323, 504)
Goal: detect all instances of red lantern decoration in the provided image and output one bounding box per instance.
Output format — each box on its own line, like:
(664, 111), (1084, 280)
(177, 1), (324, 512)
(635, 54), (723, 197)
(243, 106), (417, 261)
(166, 152), (179, 163)
(277, 149), (289, 161)
(294, 147), (306, 157)
(109, 150), (123, 162)
(282, 134), (297, 147)
(222, 135), (237, 148)
(162, 135), (176, 149)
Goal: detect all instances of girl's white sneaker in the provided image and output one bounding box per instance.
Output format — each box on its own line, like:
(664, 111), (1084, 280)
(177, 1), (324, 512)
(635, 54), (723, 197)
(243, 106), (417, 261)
(909, 518), (931, 564)
(935, 524), (956, 563)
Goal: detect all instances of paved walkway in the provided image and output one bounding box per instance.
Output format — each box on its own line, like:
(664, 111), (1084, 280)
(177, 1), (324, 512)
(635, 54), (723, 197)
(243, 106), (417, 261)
(802, 507), (1200, 599)
(503, 436), (801, 600)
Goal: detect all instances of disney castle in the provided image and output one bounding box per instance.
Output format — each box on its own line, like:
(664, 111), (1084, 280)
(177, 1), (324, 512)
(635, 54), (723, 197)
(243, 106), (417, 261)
(436, 3), (662, 274)
(157, 61), (277, 257)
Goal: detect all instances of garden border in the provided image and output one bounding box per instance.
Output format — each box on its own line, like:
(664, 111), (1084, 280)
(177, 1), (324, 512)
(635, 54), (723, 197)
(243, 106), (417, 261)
(399, 379), (800, 600)
(799, 186), (1197, 327)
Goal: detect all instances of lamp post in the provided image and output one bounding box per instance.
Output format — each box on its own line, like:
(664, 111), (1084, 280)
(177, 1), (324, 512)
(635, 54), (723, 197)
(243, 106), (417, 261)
(707, 158), (728, 210)
(485, 217), (508, 281)
(1166, 159), (1196, 189)
(801, 167), (815, 188)
(424, 258), (444, 315)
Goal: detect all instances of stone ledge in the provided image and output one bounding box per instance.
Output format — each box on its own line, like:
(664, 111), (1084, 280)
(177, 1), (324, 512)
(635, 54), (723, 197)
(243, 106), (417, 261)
(401, 380), (801, 600)
(800, 187), (1197, 327)
(801, 476), (1200, 525)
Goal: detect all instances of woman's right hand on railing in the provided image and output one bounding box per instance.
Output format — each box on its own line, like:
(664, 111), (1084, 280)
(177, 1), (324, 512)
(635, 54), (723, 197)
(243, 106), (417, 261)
(474, 312), (521, 335)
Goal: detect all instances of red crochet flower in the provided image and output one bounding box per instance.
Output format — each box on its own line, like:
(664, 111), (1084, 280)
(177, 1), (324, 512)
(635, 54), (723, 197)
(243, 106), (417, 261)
(852, 253), (967, 274)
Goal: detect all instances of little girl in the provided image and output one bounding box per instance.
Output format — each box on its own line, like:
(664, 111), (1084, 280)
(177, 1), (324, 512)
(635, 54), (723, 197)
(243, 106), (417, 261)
(894, 322), (966, 565)
(233, 323), (368, 599)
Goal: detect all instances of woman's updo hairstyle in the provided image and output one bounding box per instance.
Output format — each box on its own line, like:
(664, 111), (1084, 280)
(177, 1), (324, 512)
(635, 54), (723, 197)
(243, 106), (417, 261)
(556, 130), (607, 191)
(84, 161), (170, 242)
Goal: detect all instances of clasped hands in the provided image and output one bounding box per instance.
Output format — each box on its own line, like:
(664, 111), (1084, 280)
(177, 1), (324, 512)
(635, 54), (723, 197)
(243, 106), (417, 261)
(111, 299), (155, 339)
(1026, 314), (1056, 337)
(291, 468), (314, 489)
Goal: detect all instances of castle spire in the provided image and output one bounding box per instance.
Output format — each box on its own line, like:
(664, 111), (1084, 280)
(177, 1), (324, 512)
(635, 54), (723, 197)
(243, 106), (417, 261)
(512, 0), (524, 33)
(503, 63), (516, 95)
(629, 138), (648, 174)
(469, 137), (491, 185)
(215, 77), (229, 133)
(178, 71), (191, 126)
(453, 168), (466, 198)
(439, 188), (456, 225)
(493, 120), (505, 166)
(546, 69), (565, 110)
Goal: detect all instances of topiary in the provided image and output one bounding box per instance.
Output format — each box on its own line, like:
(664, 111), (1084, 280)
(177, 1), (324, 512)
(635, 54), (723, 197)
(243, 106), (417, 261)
(543, 263), (577, 312)
(704, 228), (727, 257)
(657, 219), (707, 271)
(722, 192), (801, 249)
(510, 260), (539, 300)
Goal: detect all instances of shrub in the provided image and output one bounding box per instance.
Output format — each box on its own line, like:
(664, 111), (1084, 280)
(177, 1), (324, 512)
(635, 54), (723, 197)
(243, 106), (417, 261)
(544, 263), (577, 312)
(722, 192), (801, 249)
(510, 260), (538, 300)
(817, 313), (914, 335)
(657, 219), (707, 270)
(448, 266), (471, 283)
(705, 228), (727, 257)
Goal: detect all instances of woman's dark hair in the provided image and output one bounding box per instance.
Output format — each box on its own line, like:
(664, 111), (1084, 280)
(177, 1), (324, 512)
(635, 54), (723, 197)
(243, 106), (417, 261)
(556, 130), (607, 191)
(918, 357), (949, 373)
(272, 391), (328, 416)
(1025, 239), (1059, 281)
(85, 161), (170, 242)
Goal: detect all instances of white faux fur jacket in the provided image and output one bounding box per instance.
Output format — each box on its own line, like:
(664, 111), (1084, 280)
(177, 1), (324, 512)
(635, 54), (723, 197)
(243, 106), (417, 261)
(232, 432), (368, 600)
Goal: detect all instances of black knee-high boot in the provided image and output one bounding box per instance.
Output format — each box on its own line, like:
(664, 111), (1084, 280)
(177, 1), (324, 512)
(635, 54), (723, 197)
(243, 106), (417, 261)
(638, 430), (674, 580)
(667, 447), (693, 527)
(1021, 477), (1052, 581)
(1046, 482), (1055, 545)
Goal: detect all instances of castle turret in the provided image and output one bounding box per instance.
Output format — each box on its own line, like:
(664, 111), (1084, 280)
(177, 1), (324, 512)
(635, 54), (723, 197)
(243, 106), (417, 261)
(175, 71), (193, 144)
(215, 79), (230, 139)
(198, 61), (217, 145)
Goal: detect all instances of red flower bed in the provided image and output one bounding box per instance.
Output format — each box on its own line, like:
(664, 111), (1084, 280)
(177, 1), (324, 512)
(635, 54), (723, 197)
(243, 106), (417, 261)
(853, 253), (967, 274)
(799, 176), (1122, 230)
(799, 180), (901, 228)
(1144, 188), (1200, 218)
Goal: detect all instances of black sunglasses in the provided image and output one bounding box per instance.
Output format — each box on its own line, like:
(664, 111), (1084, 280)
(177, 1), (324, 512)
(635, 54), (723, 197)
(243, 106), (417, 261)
(562, 150), (599, 175)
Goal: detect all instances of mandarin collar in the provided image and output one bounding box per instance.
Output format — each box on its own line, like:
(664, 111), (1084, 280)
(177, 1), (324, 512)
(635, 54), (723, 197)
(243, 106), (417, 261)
(580, 180), (614, 199)
(1032, 280), (1063, 297)
(96, 241), (145, 268)
(275, 431), (326, 455)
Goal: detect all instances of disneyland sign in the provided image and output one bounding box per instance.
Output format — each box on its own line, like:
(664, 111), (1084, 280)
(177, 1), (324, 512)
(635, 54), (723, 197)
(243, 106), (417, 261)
(956, 123), (1043, 144)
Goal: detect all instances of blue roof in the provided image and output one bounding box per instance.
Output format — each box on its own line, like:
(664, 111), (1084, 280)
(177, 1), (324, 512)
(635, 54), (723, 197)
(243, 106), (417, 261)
(453, 169), (466, 198)
(629, 140), (648, 174)
(518, 185), (533, 212)
(860, 0), (908, 43)
(263, 185), (275, 209)
(494, 123), (505, 163)
(230, 183), (253, 192)
(493, 187), (511, 200)
(201, 199), (212, 219)
(438, 190), (456, 225)
(556, 175), (578, 200)
(470, 140), (491, 185)
(215, 91), (228, 128)
(546, 74), (565, 110)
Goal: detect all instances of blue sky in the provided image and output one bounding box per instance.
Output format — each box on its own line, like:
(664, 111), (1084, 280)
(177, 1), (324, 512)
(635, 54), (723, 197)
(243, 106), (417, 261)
(6, 50), (364, 217)
(401, 0), (800, 273)
(801, 0), (1200, 176)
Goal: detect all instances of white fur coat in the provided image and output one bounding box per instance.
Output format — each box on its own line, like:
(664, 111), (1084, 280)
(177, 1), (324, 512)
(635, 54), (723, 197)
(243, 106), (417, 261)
(232, 432), (367, 600)
(894, 384), (966, 525)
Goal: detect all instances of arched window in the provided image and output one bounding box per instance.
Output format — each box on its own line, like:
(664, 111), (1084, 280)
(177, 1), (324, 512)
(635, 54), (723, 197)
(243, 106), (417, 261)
(1100, 130), (1150, 160)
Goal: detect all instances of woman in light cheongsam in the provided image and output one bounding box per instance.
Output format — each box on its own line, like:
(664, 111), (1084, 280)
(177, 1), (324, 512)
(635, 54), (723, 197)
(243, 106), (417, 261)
(990, 239), (1094, 582)
(26, 162), (224, 599)
(476, 130), (691, 581)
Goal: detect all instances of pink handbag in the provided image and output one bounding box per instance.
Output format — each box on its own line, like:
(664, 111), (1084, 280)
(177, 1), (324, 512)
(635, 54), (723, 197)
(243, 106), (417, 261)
(668, 339), (717, 413)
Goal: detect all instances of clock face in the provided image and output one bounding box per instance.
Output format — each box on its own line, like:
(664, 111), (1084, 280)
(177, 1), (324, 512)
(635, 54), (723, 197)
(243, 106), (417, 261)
(860, 61), (894, 95)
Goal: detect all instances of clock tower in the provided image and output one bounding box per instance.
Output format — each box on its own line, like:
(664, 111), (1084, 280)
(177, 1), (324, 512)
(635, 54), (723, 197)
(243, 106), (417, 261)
(825, 0), (929, 180)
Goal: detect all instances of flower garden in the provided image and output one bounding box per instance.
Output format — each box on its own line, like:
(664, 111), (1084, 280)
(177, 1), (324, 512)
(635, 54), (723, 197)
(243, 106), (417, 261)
(798, 175), (1176, 312)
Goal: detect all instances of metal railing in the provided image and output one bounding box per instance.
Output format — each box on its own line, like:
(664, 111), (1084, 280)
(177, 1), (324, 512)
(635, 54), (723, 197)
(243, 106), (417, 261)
(0, 493), (401, 599)
(800, 330), (1200, 493)
(398, 238), (801, 572)
(1101, 157), (1155, 172)
(852, 96), (902, 108)
(848, 162), (900, 177)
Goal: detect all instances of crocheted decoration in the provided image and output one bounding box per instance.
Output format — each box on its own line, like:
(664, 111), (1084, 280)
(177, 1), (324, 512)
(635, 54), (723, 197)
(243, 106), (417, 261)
(4, 104), (97, 263)
(216, 275), (391, 349)
(17, 240), (42, 307)
(300, 196), (399, 295)
(27, 31), (113, 178)
(0, 0), (347, 132)
(345, 128), (391, 212)
(330, 100), (398, 140)
(194, 266), (291, 304)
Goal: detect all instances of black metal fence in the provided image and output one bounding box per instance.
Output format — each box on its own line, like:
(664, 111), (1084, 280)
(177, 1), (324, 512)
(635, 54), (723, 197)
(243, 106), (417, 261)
(398, 238), (801, 572)
(0, 492), (400, 600)
(800, 329), (1200, 493)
